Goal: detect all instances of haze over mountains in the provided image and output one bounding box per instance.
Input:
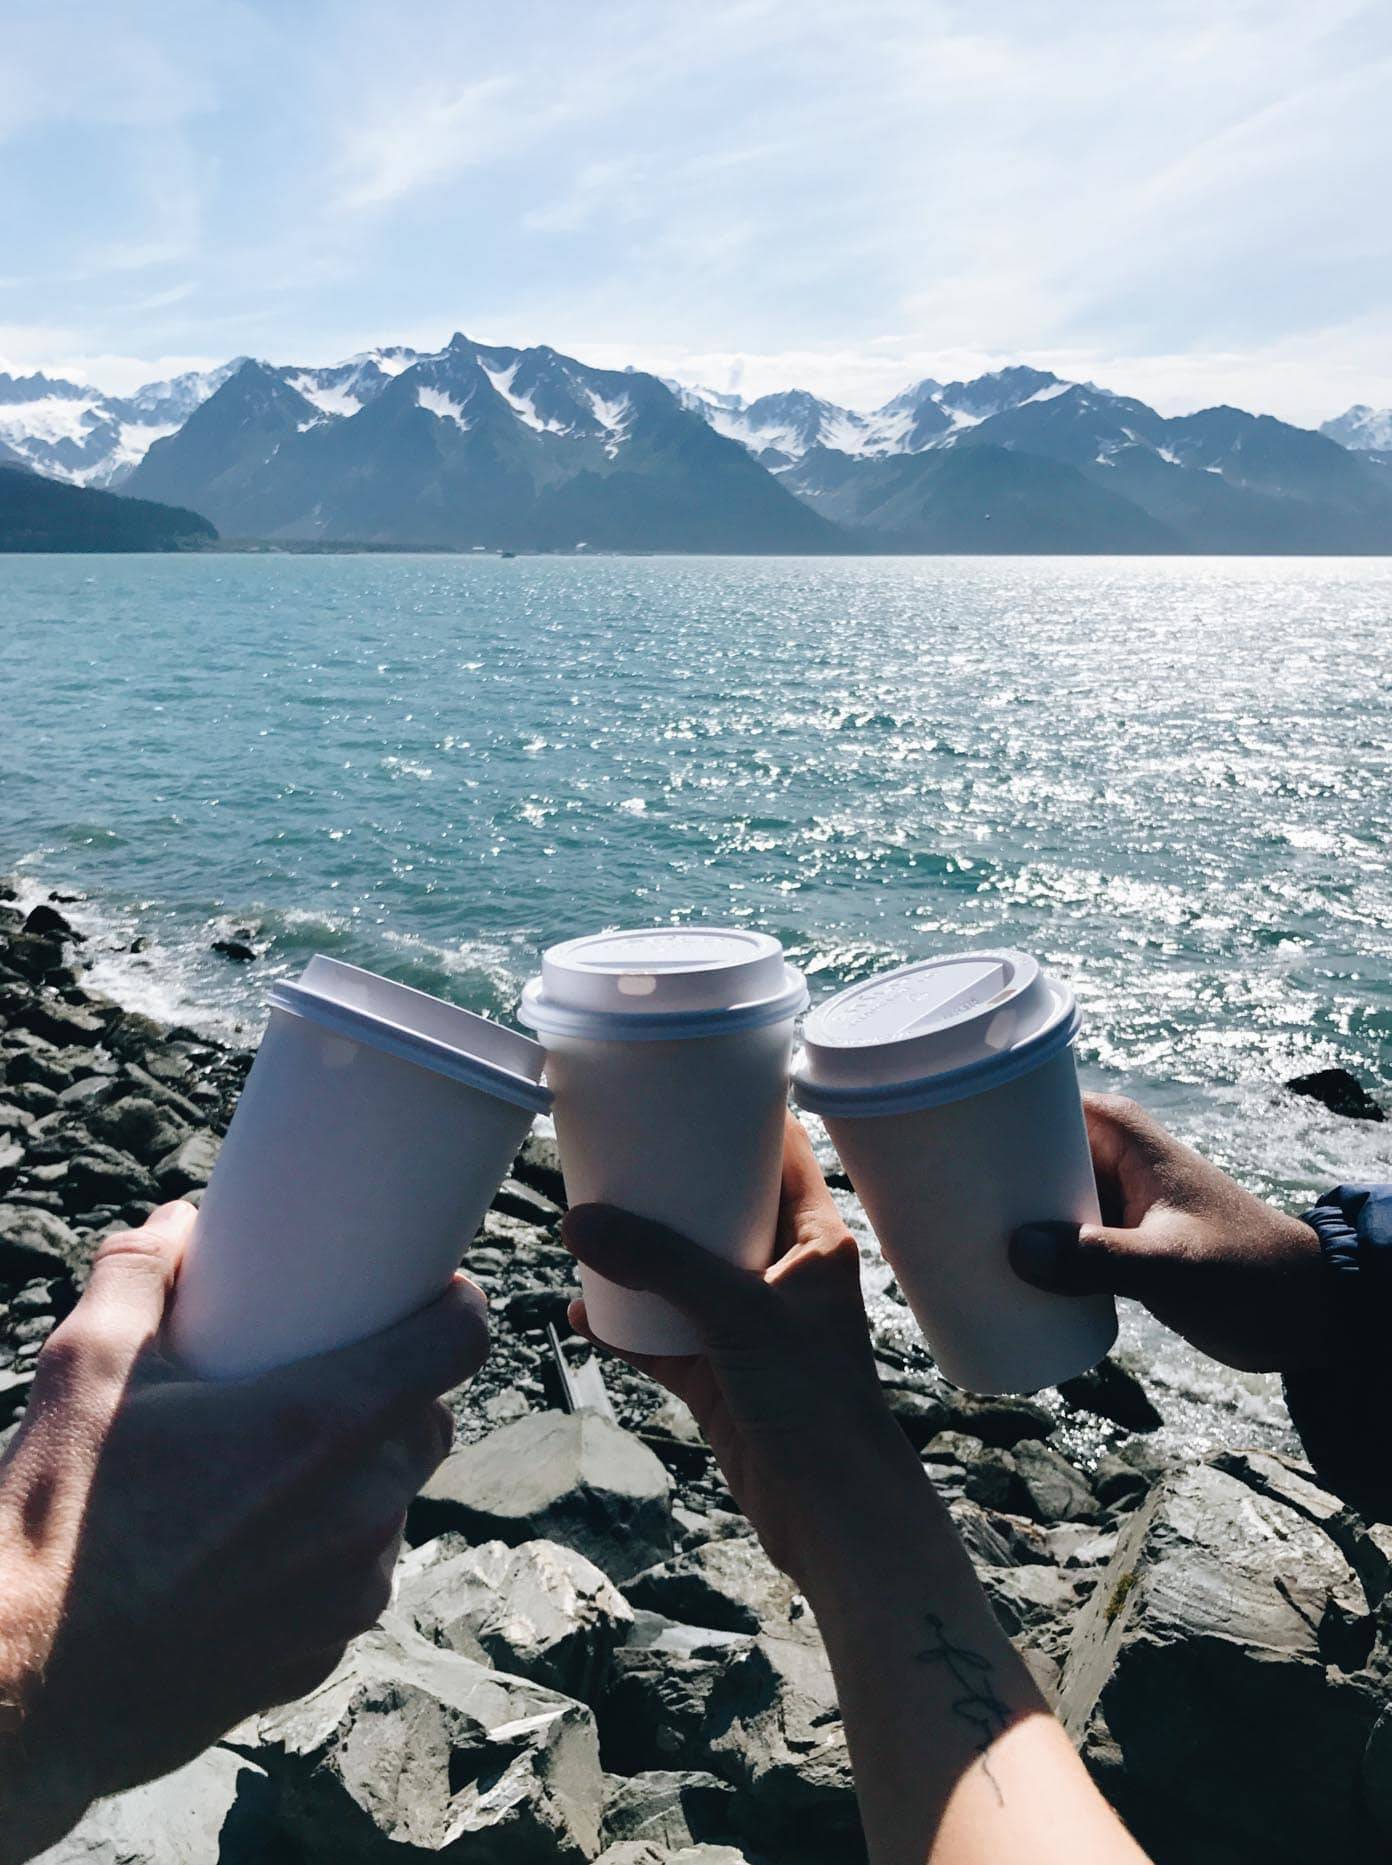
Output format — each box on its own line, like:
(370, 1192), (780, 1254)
(5, 336), (1392, 552)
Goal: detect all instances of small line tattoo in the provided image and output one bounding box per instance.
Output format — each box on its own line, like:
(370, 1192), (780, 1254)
(915, 1612), (1012, 1804)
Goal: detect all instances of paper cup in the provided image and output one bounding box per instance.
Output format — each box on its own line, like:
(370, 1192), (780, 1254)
(793, 951), (1116, 1394)
(169, 956), (551, 1378)
(520, 929), (808, 1354)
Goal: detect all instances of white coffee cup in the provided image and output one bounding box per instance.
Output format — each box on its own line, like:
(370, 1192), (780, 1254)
(519, 928), (808, 1354)
(792, 950), (1116, 1395)
(169, 955), (551, 1378)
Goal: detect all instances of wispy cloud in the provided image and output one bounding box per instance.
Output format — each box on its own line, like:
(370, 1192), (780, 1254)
(2, 0), (1390, 423)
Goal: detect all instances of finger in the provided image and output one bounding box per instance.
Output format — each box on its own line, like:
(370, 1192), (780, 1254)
(562, 1205), (775, 1351)
(64, 1201), (197, 1368)
(1009, 1219), (1168, 1299)
(780, 1112), (843, 1229)
(254, 1274), (489, 1433)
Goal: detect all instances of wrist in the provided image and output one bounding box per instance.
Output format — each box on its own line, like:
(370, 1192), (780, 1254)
(0, 1560), (95, 1860)
(782, 1426), (954, 1604)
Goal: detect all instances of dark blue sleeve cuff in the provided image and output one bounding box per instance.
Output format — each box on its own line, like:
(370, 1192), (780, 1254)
(1302, 1184), (1392, 1346)
(1284, 1183), (1392, 1521)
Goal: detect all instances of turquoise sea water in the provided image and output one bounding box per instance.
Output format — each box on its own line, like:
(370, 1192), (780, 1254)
(6, 552), (1392, 1443)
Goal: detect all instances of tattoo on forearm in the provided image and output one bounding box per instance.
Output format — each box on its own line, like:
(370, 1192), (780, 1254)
(915, 1613), (1012, 1804)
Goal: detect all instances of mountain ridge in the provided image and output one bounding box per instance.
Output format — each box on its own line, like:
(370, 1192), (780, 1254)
(9, 338), (1392, 553)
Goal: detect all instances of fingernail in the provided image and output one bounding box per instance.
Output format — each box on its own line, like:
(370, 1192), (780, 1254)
(1010, 1223), (1063, 1285)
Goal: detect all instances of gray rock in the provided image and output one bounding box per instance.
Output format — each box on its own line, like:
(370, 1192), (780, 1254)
(601, 1648), (737, 1775)
(623, 1535), (797, 1637)
(122, 1064), (207, 1125)
(594, 1847), (754, 1865)
(1286, 1066), (1384, 1122)
(396, 1536), (633, 1703)
(411, 1410), (672, 1581)
(923, 1431), (1022, 1513)
(701, 1635), (858, 1848)
(1011, 1440), (1101, 1525)
(63, 1145), (158, 1214)
(512, 1128), (567, 1205)
(88, 1095), (191, 1167)
(1059, 1460), (1384, 1861)
(5, 1048), (76, 1093)
(1057, 1356), (1164, 1434)
(622, 1611), (753, 1660)
(1093, 1437), (1172, 1510)
(16, 997), (106, 1048)
(0, 1364), (36, 1422)
(491, 1176), (562, 1225)
(601, 1770), (737, 1851)
(153, 1131), (221, 1197)
(942, 1388), (1055, 1449)
(880, 1381), (952, 1448)
(980, 1563), (1094, 1652)
(638, 1391), (711, 1478)
(241, 1619), (603, 1862)
(947, 1496), (1033, 1569)
(30, 1749), (286, 1863)
(54, 1077), (118, 1114)
(0, 1203), (81, 1280)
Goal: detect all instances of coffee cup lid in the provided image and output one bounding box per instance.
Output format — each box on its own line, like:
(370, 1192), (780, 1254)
(792, 950), (1078, 1116)
(270, 955), (552, 1113)
(519, 927), (808, 1041)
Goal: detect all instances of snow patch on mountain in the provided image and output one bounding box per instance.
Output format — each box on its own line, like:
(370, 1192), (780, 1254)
(1321, 404), (1392, 451)
(586, 388), (631, 456)
(286, 375), (359, 420)
(416, 385), (473, 431)
(479, 360), (568, 434)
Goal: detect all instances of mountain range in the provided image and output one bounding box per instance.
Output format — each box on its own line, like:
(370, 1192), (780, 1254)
(6, 337), (1392, 553)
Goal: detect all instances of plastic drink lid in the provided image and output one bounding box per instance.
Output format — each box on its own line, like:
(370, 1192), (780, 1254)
(519, 927), (809, 1041)
(270, 955), (552, 1113)
(792, 950), (1079, 1117)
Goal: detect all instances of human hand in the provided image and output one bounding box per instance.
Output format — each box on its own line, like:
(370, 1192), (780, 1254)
(1009, 1094), (1325, 1373)
(0, 1202), (488, 1860)
(561, 1114), (924, 1587)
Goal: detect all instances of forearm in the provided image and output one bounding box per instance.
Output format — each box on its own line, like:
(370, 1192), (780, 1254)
(798, 1467), (1149, 1865)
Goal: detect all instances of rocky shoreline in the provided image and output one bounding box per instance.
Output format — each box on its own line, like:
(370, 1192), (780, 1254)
(3, 885), (1391, 1863)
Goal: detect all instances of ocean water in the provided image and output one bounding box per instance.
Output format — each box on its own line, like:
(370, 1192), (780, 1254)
(6, 552), (1391, 1452)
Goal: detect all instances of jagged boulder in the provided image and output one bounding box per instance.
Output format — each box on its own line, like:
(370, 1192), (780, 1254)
(622, 1535), (798, 1637)
(701, 1635), (858, 1849)
(237, 1620), (604, 1862)
(410, 1410), (672, 1581)
(1059, 1458), (1385, 1862)
(601, 1770), (737, 1851)
(396, 1536), (633, 1703)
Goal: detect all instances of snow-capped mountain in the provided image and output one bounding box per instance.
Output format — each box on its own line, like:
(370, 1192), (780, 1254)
(124, 336), (837, 551)
(678, 365), (1070, 468)
(684, 364), (1392, 553)
(1321, 404), (1392, 453)
(0, 360), (242, 487)
(14, 331), (1392, 553)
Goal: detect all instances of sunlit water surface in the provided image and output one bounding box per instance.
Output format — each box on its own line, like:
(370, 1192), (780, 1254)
(7, 553), (1391, 1456)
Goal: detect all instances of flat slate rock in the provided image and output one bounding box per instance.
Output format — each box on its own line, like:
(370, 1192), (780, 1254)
(410, 1409), (673, 1581)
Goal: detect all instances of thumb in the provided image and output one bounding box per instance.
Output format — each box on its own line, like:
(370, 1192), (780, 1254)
(77, 1200), (196, 1361)
(562, 1204), (774, 1352)
(1009, 1218), (1161, 1299)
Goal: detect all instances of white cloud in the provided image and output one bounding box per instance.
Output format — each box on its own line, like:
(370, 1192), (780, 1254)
(334, 76), (520, 211)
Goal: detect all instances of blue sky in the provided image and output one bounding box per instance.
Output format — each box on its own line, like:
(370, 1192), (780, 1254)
(2, 0), (1390, 423)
